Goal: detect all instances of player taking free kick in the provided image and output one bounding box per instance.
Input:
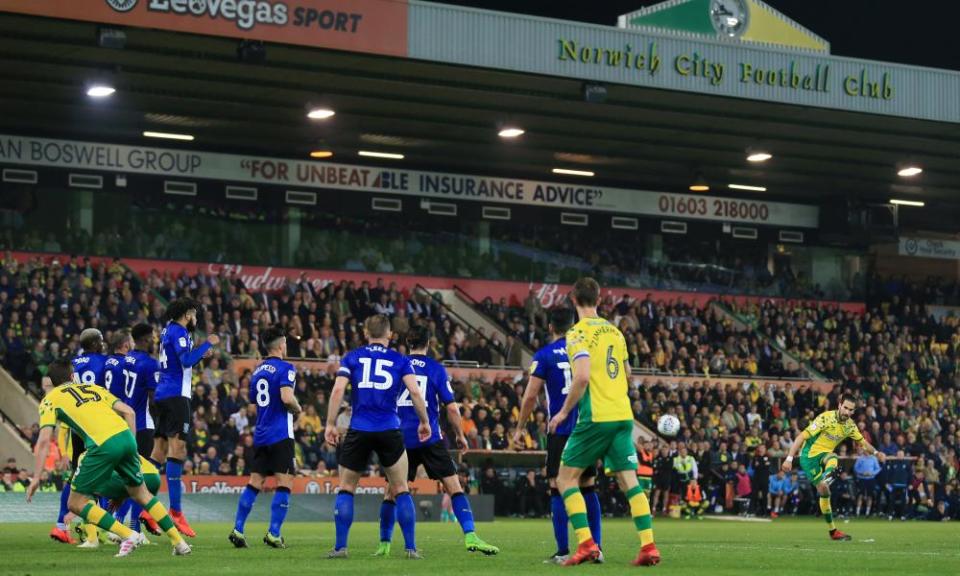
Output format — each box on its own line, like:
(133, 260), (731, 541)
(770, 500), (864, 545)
(782, 392), (885, 541)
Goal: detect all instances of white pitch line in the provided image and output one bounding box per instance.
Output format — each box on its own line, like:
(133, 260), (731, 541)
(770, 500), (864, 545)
(701, 515), (773, 523)
(667, 542), (957, 558)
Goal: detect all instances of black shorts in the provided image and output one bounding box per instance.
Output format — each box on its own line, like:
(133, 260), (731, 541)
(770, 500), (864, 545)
(857, 477), (877, 495)
(654, 474), (671, 491)
(338, 429), (405, 473)
(407, 441), (457, 481)
(252, 439), (297, 476)
(546, 434), (597, 480)
(154, 397), (191, 439)
(70, 431), (86, 471)
(136, 429), (155, 459)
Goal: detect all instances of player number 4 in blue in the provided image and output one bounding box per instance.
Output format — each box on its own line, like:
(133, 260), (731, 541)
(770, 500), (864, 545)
(398, 375), (428, 407)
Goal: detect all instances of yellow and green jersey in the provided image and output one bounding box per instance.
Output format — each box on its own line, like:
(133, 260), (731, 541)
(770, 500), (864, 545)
(39, 384), (129, 450)
(565, 317), (632, 423)
(56, 424), (74, 461)
(801, 410), (863, 458)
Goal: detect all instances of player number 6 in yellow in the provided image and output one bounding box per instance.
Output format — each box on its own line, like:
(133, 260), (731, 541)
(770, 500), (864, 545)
(605, 345), (620, 380)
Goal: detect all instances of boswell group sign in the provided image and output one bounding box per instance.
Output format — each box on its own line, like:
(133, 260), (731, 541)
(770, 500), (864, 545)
(0, 133), (818, 227)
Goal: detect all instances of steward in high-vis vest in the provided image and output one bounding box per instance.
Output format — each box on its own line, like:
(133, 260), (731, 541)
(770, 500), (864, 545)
(636, 440), (655, 495)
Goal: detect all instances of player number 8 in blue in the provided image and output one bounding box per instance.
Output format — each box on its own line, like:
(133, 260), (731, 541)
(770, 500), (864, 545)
(255, 378), (270, 407)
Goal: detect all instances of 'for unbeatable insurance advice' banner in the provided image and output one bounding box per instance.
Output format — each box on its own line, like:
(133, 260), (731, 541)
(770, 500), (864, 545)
(0, 133), (818, 227)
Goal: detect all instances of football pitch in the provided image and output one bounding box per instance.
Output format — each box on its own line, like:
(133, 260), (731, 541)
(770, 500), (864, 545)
(0, 518), (956, 576)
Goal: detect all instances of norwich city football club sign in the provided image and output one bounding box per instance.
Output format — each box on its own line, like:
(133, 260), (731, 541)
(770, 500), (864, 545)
(408, 1), (959, 123)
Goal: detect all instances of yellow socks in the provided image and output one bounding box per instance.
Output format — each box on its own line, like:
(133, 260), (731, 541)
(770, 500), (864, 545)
(561, 488), (593, 545)
(819, 495), (836, 530)
(145, 497), (183, 545)
(79, 501), (133, 540)
(626, 485), (655, 547)
(83, 523), (98, 543)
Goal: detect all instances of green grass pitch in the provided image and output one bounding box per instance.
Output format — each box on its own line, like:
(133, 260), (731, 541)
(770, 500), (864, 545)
(0, 518), (956, 576)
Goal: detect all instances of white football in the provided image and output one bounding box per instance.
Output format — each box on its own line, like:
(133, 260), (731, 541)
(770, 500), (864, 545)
(657, 414), (681, 437)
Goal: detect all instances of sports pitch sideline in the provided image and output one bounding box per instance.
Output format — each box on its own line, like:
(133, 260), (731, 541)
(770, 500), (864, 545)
(0, 518), (956, 576)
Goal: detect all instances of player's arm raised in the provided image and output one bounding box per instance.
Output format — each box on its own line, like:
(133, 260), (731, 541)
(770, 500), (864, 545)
(513, 373), (544, 449)
(281, 386), (302, 416)
(782, 430), (808, 472)
(325, 375), (349, 446)
(26, 426), (54, 502)
(402, 373), (432, 442)
(549, 355), (589, 434)
(177, 332), (220, 368)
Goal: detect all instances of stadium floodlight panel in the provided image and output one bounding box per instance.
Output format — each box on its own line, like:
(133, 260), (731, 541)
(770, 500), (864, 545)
(746, 150), (772, 162)
(897, 166), (923, 177)
(86, 84), (115, 98)
(498, 127), (525, 138)
(307, 108), (336, 120)
(728, 183), (767, 192)
(358, 151), (404, 160)
(552, 168), (594, 177)
(143, 131), (195, 141)
(889, 198), (924, 207)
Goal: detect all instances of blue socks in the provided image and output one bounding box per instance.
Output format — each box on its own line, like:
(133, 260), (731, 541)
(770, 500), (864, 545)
(166, 458), (183, 512)
(269, 488), (290, 537)
(234, 485), (259, 534)
(379, 499), (396, 543)
(582, 486), (602, 548)
(334, 491), (354, 550)
(231, 485), (288, 538)
(129, 502), (143, 532)
(57, 484), (71, 528)
(395, 492), (417, 551)
(115, 499), (133, 524)
(550, 489), (569, 555)
(450, 492), (476, 534)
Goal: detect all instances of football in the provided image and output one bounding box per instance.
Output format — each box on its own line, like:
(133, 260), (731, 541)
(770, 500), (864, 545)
(657, 414), (681, 437)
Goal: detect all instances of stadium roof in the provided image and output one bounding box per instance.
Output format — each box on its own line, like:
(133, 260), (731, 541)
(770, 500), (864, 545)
(0, 2), (958, 211)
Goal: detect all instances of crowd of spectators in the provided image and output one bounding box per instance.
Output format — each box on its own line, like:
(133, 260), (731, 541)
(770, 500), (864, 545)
(477, 290), (804, 379)
(0, 252), (514, 396)
(621, 377), (958, 521)
(1, 252), (956, 521)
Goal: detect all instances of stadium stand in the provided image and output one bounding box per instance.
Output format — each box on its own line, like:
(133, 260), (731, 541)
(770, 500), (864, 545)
(0, 203), (854, 300)
(0, 252), (956, 521)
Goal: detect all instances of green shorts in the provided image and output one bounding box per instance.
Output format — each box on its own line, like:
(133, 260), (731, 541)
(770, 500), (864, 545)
(638, 477), (652, 493)
(72, 431), (143, 496)
(99, 470), (160, 501)
(799, 451), (837, 486)
(561, 420), (636, 473)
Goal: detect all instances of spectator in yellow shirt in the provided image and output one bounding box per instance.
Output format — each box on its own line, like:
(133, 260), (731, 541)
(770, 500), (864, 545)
(298, 404), (322, 432)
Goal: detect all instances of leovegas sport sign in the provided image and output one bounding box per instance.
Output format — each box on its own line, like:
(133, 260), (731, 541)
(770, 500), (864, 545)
(0, 0), (408, 57)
